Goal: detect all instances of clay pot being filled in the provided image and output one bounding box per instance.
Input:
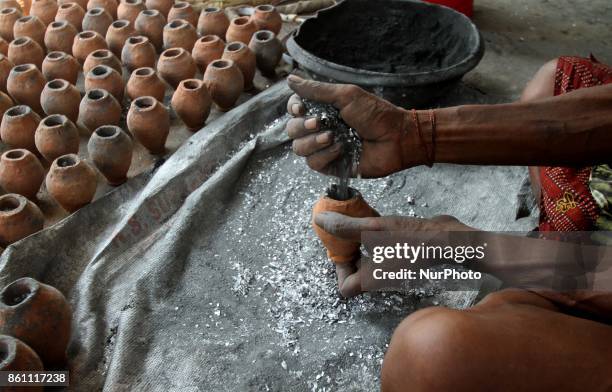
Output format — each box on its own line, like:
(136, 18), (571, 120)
(54, 2), (85, 31)
(44, 20), (77, 55)
(0, 335), (44, 375)
(88, 125), (132, 185)
(171, 78), (211, 131)
(87, 0), (117, 19)
(0, 105), (40, 151)
(46, 153), (97, 211)
(6, 64), (45, 114)
(225, 16), (257, 46)
(0, 91), (12, 117)
(120, 34), (155, 72)
(30, 0), (59, 26)
(35, 114), (79, 162)
(162, 19), (196, 51)
(40, 78), (80, 122)
(83, 48), (121, 74)
(191, 34), (223, 73)
(0, 195), (44, 246)
(13, 15), (46, 49)
(84, 64), (124, 102)
(117, 0), (145, 25)
(196, 7), (228, 39)
(78, 88), (121, 132)
(0, 149), (45, 199)
(82, 7), (112, 37)
(134, 9), (165, 52)
(105, 19), (134, 57)
(222, 41), (255, 90)
(7, 37), (44, 69)
(0, 54), (14, 92)
(202, 59), (243, 111)
(0, 277), (72, 367)
(248, 30), (282, 77)
(0, 8), (22, 42)
(41, 51), (79, 84)
(168, 2), (196, 28)
(126, 96), (169, 154)
(157, 47), (196, 89)
(251, 4), (281, 35)
(72, 30), (108, 63)
(126, 66), (164, 101)
(144, 0), (171, 18)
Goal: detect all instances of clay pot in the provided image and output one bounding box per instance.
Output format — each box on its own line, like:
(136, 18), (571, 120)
(117, 0), (144, 25)
(78, 88), (120, 132)
(252, 4), (281, 35)
(225, 16), (257, 46)
(7, 36), (44, 69)
(0, 335), (44, 376)
(196, 6), (228, 39)
(46, 153), (97, 211)
(42, 51), (79, 84)
(171, 78), (210, 131)
(120, 34), (154, 72)
(82, 7), (112, 36)
(0, 91), (12, 117)
(55, 2), (85, 31)
(58, 0), (87, 10)
(72, 30), (108, 63)
(163, 19), (196, 51)
(0, 105), (40, 151)
(0, 8), (22, 42)
(157, 47), (196, 89)
(83, 48), (121, 74)
(6, 64), (45, 114)
(88, 125), (132, 185)
(144, 0), (171, 18)
(0, 0), (22, 12)
(13, 15), (46, 48)
(134, 9), (165, 52)
(84, 64), (124, 102)
(126, 96), (169, 154)
(312, 188), (379, 263)
(0, 54), (14, 92)
(87, 0), (117, 19)
(30, 0), (59, 27)
(168, 2), (196, 28)
(126, 66), (164, 101)
(0, 277), (72, 368)
(40, 78), (80, 122)
(0, 149), (44, 199)
(35, 114), (79, 162)
(44, 20), (78, 54)
(222, 41), (255, 90)
(0, 196), (44, 246)
(191, 34), (223, 73)
(202, 59), (243, 111)
(105, 19), (134, 57)
(248, 30), (282, 77)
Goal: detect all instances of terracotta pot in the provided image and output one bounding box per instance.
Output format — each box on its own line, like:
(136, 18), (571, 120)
(134, 9), (164, 52)
(202, 59), (243, 111)
(0, 90), (12, 117)
(162, 19), (196, 51)
(157, 47), (196, 89)
(105, 19), (134, 57)
(78, 88), (120, 132)
(40, 78), (80, 122)
(117, 0), (144, 25)
(0, 54), (14, 92)
(58, 0), (87, 10)
(171, 78), (210, 131)
(0, 105), (40, 151)
(0, 196), (44, 246)
(191, 34), (223, 73)
(87, 0), (117, 19)
(225, 16), (257, 46)
(120, 34), (154, 72)
(126, 66), (164, 101)
(7, 64), (45, 114)
(0, 335), (44, 377)
(13, 15), (46, 48)
(46, 153), (97, 211)
(251, 4), (281, 35)
(0, 0), (22, 12)
(196, 6), (228, 39)
(41, 51), (79, 84)
(88, 125), (132, 185)
(248, 30), (282, 77)
(84, 64), (124, 102)
(54, 2), (85, 31)
(312, 187), (379, 263)
(0, 149), (44, 199)
(35, 114), (79, 162)
(30, 0), (59, 26)
(82, 7), (112, 36)
(44, 20), (77, 55)
(144, 0), (171, 18)
(126, 96), (169, 154)
(83, 48), (121, 74)
(7, 36), (44, 69)
(222, 41), (255, 90)
(168, 2), (196, 28)
(0, 277), (72, 368)
(72, 30), (108, 63)
(0, 8), (22, 42)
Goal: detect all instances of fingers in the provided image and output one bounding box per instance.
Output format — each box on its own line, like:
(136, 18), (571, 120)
(292, 131), (334, 156)
(305, 142), (343, 172)
(286, 93), (304, 116)
(337, 266), (362, 298)
(314, 212), (381, 241)
(287, 75), (357, 109)
(286, 116), (319, 140)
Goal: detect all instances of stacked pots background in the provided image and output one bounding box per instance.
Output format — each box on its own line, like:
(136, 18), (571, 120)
(0, 1), (285, 247)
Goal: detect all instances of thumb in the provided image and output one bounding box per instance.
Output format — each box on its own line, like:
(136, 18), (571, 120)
(287, 75), (353, 109)
(314, 212), (381, 242)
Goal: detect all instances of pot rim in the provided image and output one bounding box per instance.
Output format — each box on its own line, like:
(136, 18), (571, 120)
(252, 30), (274, 43)
(10, 36), (31, 47)
(209, 59), (232, 70)
(77, 30), (101, 40)
(45, 51), (68, 61)
(180, 78), (202, 90)
(42, 114), (69, 128)
(231, 16), (251, 27)
(89, 64), (114, 78)
(86, 7), (107, 15)
(49, 20), (69, 29)
(322, 185), (362, 204)
(160, 47), (185, 59)
(0, 7), (19, 15)
(5, 105), (32, 118)
(172, 1), (189, 9)
(1, 148), (29, 162)
(85, 88), (110, 101)
(255, 4), (275, 13)
(132, 95), (158, 112)
(93, 124), (121, 139)
(203, 6), (221, 13)
(126, 35), (147, 45)
(132, 66), (155, 77)
(45, 78), (70, 91)
(0, 194), (27, 219)
(111, 19), (130, 28)
(225, 41), (245, 53)
(53, 153), (81, 170)
(166, 19), (188, 29)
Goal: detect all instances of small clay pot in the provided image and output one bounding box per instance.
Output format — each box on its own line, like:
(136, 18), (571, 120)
(248, 30), (282, 77)
(126, 66), (164, 101)
(44, 20), (77, 55)
(0, 105), (40, 151)
(0, 8), (22, 42)
(72, 30), (108, 63)
(87, 0), (117, 19)
(252, 4), (281, 35)
(0, 277), (72, 368)
(0, 196), (44, 246)
(54, 2), (85, 31)
(0, 149), (44, 199)
(222, 41), (255, 90)
(83, 48), (121, 74)
(120, 34), (155, 72)
(191, 34), (223, 73)
(168, 2), (196, 28)
(41, 51), (79, 84)
(35, 114), (80, 162)
(13, 15), (46, 48)
(78, 88), (121, 132)
(30, 0), (59, 27)
(7, 36), (44, 69)
(144, 0), (171, 18)
(163, 19), (196, 51)
(196, 6), (228, 39)
(0, 54), (14, 92)
(157, 47), (196, 89)
(202, 59), (243, 111)
(84, 64), (124, 102)
(134, 9), (164, 52)
(226, 16), (257, 46)
(126, 96), (169, 154)
(40, 78), (80, 122)
(7, 64), (45, 114)
(0, 90), (12, 117)
(46, 153), (97, 211)
(171, 78), (211, 131)
(0, 0), (22, 12)
(0, 335), (44, 376)
(88, 125), (133, 185)
(82, 7), (112, 36)
(117, 0), (144, 25)
(105, 19), (134, 57)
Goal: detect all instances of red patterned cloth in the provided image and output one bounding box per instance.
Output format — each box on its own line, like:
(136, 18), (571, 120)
(538, 56), (612, 231)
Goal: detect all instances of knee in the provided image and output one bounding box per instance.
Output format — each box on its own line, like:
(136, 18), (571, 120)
(520, 58), (559, 102)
